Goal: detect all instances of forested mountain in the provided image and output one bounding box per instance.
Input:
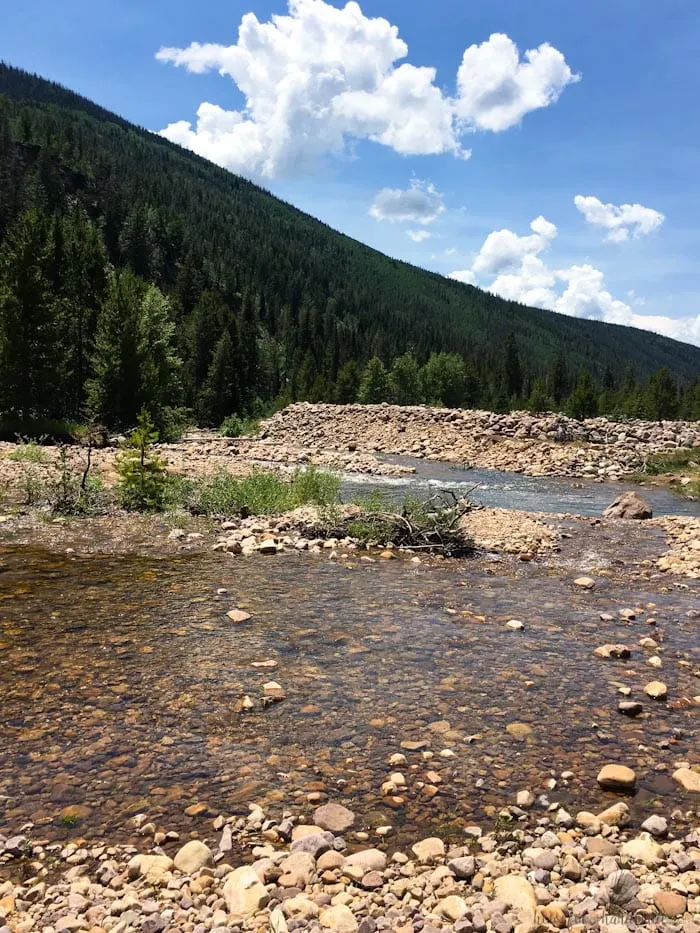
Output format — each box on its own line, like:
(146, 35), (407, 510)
(0, 61), (698, 434)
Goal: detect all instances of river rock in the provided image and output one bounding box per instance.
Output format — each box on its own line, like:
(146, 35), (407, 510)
(493, 876), (537, 932)
(595, 644), (631, 659)
(290, 832), (332, 858)
(653, 891), (687, 918)
(127, 855), (173, 884)
(448, 856), (476, 879)
(644, 681), (667, 699)
(672, 767), (700, 792)
(223, 865), (270, 919)
(226, 609), (252, 623)
(279, 852), (316, 887)
(602, 491), (652, 520)
(597, 801), (630, 826)
(605, 870), (639, 906)
(641, 815), (668, 837)
(313, 802), (356, 833)
(437, 896), (469, 921)
(343, 849), (387, 874)
(596, 764), (636, 791)
(320, 904), (358, 933)
(411, 837), (445, 863)
(574, 576), (595, 589)
(173, 840), (213, 874)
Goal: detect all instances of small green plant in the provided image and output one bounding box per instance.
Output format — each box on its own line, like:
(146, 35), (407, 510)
(60, 813), (78, 828)
(8, 436), (49, 505)
(220, 415), (260, 438)
(8, 437), (49, 463)
(116, 408), (169, 511)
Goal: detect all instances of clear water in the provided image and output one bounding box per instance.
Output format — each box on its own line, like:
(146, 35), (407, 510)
(1, 523), (697, 849)
(341, 456), (700, 518)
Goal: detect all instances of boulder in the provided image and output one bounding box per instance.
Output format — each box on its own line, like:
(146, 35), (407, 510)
(343, 849), (387, 874)
(602, 491), (652, 520)
(223, 865), (269, 919)
(313, 802), (356, 833)
(173, 840), (213, 874)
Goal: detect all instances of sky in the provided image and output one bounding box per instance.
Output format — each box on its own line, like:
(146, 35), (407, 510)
(4, 0), (700, 347)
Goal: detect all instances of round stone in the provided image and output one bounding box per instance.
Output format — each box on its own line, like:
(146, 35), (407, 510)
(596, 764), (636, 792)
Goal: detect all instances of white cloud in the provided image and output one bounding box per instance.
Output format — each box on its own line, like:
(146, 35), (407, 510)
(407, 229), (432, 242)
(455, 33), (580, 132)
(448, 269), (476, 285)
(370, 180), (444, 224)
(156, 0), (577, 177)
(574, 195), (665, 243)
(448, 216), (700, 346)
(471, 215), (557, 275)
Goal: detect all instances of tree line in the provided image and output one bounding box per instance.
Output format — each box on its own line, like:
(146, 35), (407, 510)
(0, 63), (698, 438)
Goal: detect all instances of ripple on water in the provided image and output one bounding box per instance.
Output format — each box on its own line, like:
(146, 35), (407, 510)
(0, 543), (698, 847)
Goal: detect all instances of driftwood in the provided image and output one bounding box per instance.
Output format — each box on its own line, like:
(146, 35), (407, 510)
(306, 490), (478, 557)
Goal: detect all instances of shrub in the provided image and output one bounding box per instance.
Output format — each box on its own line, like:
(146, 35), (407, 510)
(220, 415), (260, 438)
(171, 465), (340, 518)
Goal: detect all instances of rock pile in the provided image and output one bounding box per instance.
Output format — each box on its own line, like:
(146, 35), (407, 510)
(254, 403), (700, 478)
(1, 795), (699, 933)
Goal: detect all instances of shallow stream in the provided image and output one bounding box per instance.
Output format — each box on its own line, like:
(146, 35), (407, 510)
(1, 519), (697, 848)
(342, 456), (700, 517)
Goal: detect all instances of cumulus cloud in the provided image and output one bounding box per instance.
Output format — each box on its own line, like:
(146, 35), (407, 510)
(574, 195), (665, 243)
(370, 180), (444, 225)
(448, 269), (476, 285)
(449, 216), (700, 346)
(455, 33), (580, 132)
(156, 0), (577, 177)
(407, 229), (432, 242)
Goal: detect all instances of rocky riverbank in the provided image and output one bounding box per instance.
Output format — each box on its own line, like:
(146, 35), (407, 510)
(1, 793), (699, 933)
(251, 404), (700, 479)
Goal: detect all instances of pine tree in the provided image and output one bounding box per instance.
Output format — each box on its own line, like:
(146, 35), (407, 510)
(389, 352), (423, 405)
(566, 369), (598, 420)
(86, 270), (144, 428)
(138, 285), (182, 426)
(548, 352), (568, 406)
(0, 208), (63, 417)
(334, 360), (361, 403)
(358, 356), (390, 403)
(198, 328), (241, 425)
(503, 331), (523, 401)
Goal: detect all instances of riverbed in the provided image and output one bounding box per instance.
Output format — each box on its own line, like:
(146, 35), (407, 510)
(1, 515), (697, 849)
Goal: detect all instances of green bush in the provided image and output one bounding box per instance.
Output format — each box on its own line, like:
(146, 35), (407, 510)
(170, 465), (340, 518)
(220, 415), (260, 438)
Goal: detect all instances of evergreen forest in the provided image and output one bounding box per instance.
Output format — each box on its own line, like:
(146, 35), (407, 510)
(1, 62), (698, 439)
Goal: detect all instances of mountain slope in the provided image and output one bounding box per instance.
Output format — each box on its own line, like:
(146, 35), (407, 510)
(0, 61), (698, 429)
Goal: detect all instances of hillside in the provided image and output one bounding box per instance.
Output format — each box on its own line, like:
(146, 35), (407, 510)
(0, 61), (698, 431)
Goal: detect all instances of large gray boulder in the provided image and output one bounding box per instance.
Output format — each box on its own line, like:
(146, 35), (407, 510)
(602, 491), (652, 520)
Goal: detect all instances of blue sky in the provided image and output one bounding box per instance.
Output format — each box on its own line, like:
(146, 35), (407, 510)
(3, 0), (700, 346)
